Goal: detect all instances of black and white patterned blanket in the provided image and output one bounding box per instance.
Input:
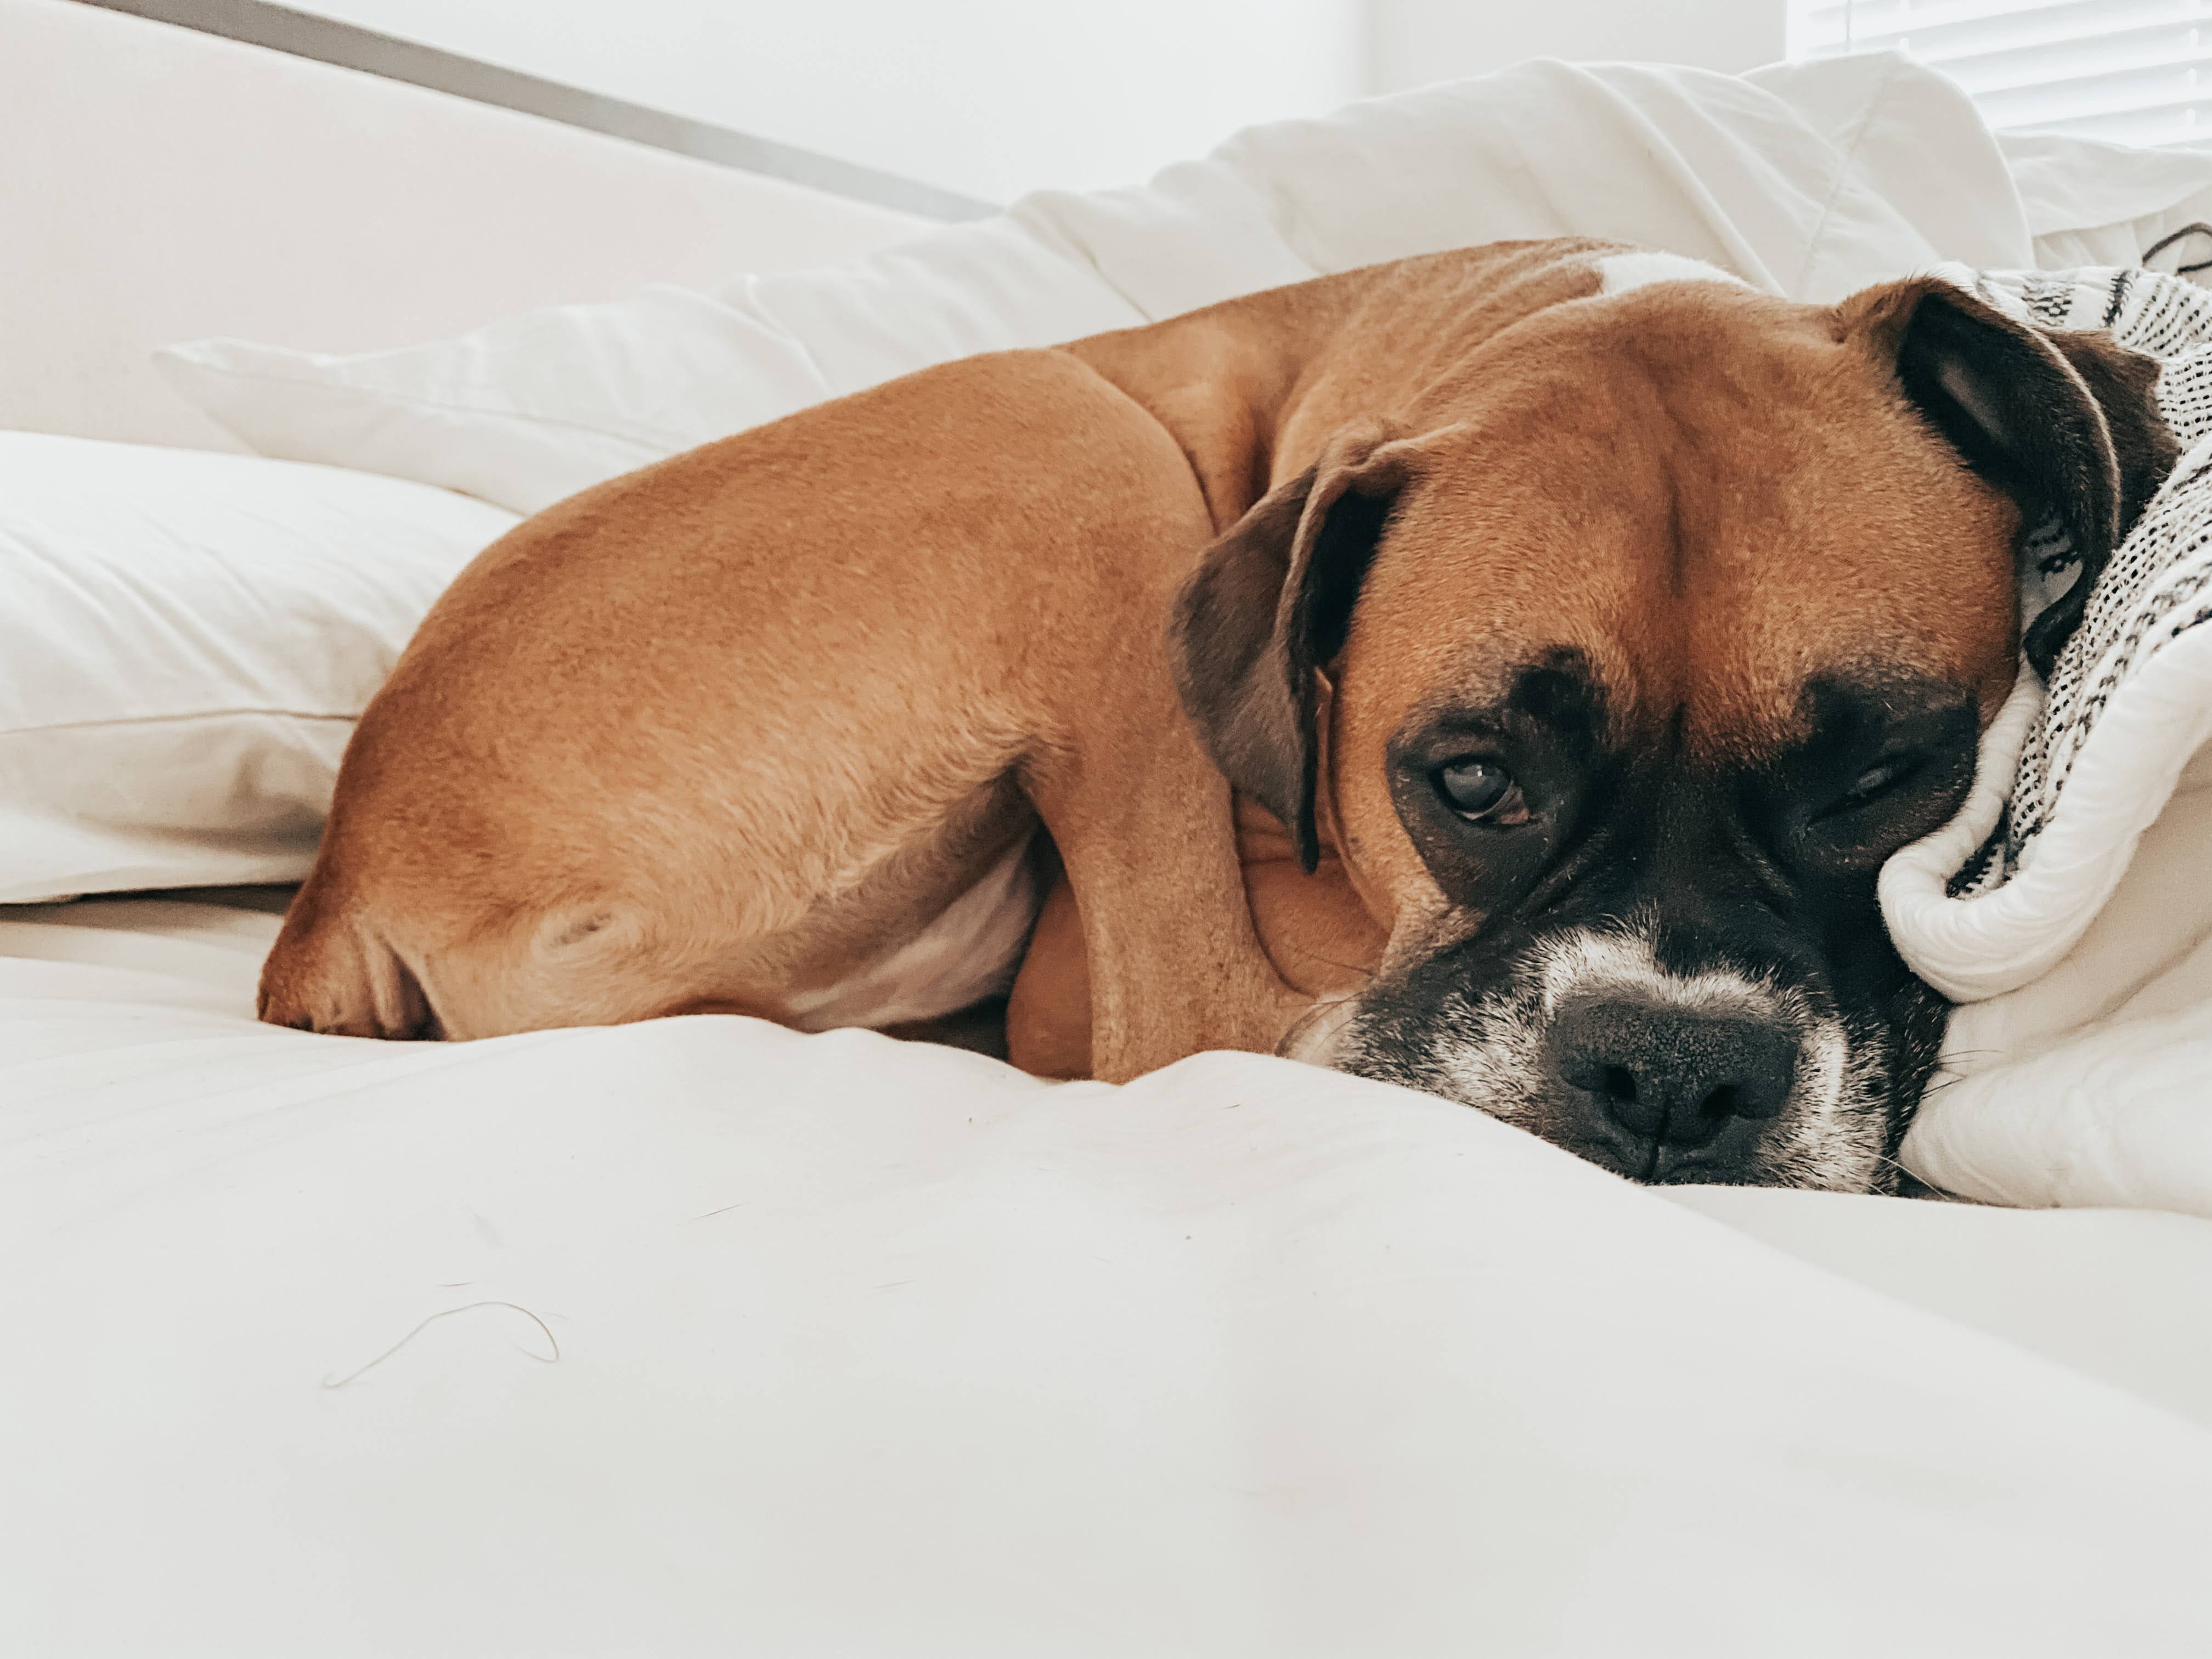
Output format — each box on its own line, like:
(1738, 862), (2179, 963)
(1880, 264), (2212, 1001)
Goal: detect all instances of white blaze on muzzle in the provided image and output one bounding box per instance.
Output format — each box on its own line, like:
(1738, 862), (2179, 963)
(1526, 922), (1854, 1128)
(1310, 910), (1886, 1191)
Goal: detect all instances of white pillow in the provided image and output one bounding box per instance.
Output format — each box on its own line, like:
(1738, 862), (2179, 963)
(157, 219), (1148, 516)
(156, 52), (2073, 517)
(0, 432), (516, 904)
(1998, 130), (2212, 270)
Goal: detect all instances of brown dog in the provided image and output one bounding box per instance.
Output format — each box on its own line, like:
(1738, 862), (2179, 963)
(261, 239), (2174, 1189)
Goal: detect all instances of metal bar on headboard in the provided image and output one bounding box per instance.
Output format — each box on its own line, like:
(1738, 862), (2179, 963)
(74, 0), (1000, 222)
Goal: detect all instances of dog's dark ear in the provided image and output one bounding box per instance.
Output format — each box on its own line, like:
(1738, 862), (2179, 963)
(1839, 277), (2177, 678)
(1167, 422), (1414, 872)
(2044, 327), (2180, 532)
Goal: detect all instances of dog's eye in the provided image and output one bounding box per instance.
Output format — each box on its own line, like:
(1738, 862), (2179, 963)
(1436, 757), (1527, 823)
(1820, 755), (1923, 819)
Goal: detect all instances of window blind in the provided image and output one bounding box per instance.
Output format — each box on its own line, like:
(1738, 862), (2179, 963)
(1792, 0), (2212, 149)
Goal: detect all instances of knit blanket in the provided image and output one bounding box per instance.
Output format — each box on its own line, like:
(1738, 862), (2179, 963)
(1884, 264), (2212, 1209)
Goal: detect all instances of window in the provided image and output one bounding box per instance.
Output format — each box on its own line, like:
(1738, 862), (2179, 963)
(1791, 0), (2212, 149)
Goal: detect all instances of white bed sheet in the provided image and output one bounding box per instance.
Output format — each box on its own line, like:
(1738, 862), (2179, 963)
(15, 893), (2209, 1430)
(7, 893), (2212, 1654)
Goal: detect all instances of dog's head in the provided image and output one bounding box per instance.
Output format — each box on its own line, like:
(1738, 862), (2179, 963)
(1170, 274), (2176, 1190)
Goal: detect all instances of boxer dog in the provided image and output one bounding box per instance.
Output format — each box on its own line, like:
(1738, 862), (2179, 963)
(259, 239), (2175, 1190)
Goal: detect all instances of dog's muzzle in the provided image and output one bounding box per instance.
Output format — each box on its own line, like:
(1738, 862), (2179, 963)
(1300, 913), (1888, 1190)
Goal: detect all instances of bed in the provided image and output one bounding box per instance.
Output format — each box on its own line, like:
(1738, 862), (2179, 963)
(7, 2), (2212, 1652)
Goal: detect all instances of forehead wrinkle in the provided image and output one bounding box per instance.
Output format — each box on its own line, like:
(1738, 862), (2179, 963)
(1658, 358), (2019, 763)
(1340, 421), (1691, 742)
(1672, 518), (2016, 764)
(1380, 641), (1620, 747)
(1346, 298), (2015, 766)
(1348, 614), (1660, 763)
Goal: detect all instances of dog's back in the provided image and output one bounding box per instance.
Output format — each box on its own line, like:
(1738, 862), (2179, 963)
(258, 345), (1220, 1042)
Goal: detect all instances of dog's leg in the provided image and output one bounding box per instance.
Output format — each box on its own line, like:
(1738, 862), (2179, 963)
(259, 866), (438, 1039)
(1019, 670), (1308, 1085)
(1008, 798), (1385, 1081)
(1004, 872), (1091, 1076)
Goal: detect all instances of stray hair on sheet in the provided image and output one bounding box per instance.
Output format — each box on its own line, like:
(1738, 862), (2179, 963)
(321, 1300), (561, 1390)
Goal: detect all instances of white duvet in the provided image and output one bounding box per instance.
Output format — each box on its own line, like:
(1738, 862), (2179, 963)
(14, 53), (2212, 1654)
(5, 893), (2212, 1655)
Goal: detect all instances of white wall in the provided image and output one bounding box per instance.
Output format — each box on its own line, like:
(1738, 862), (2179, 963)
(284, 0), (1367, 205)
(283, 1), (1792, 201)
(1367, 0), (1787, 94)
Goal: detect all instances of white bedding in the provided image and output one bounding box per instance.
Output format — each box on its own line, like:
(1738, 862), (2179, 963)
(5, 890), (2212, 1654)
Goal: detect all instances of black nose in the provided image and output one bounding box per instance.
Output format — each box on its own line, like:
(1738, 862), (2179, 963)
(1548, 1001), (1798, 1149)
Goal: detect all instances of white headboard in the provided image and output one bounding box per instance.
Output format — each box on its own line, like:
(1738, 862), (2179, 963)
(1, 0), (933, 450)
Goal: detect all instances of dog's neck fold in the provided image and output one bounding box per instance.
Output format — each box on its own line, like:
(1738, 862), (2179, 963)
(1067, 240), (1626, 533)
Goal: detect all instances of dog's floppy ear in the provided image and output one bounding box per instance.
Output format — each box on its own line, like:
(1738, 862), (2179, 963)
(2044, 326), (2180, 532)
(1837, 276), (2177, 678)
(1168, 421), (1415, 873)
